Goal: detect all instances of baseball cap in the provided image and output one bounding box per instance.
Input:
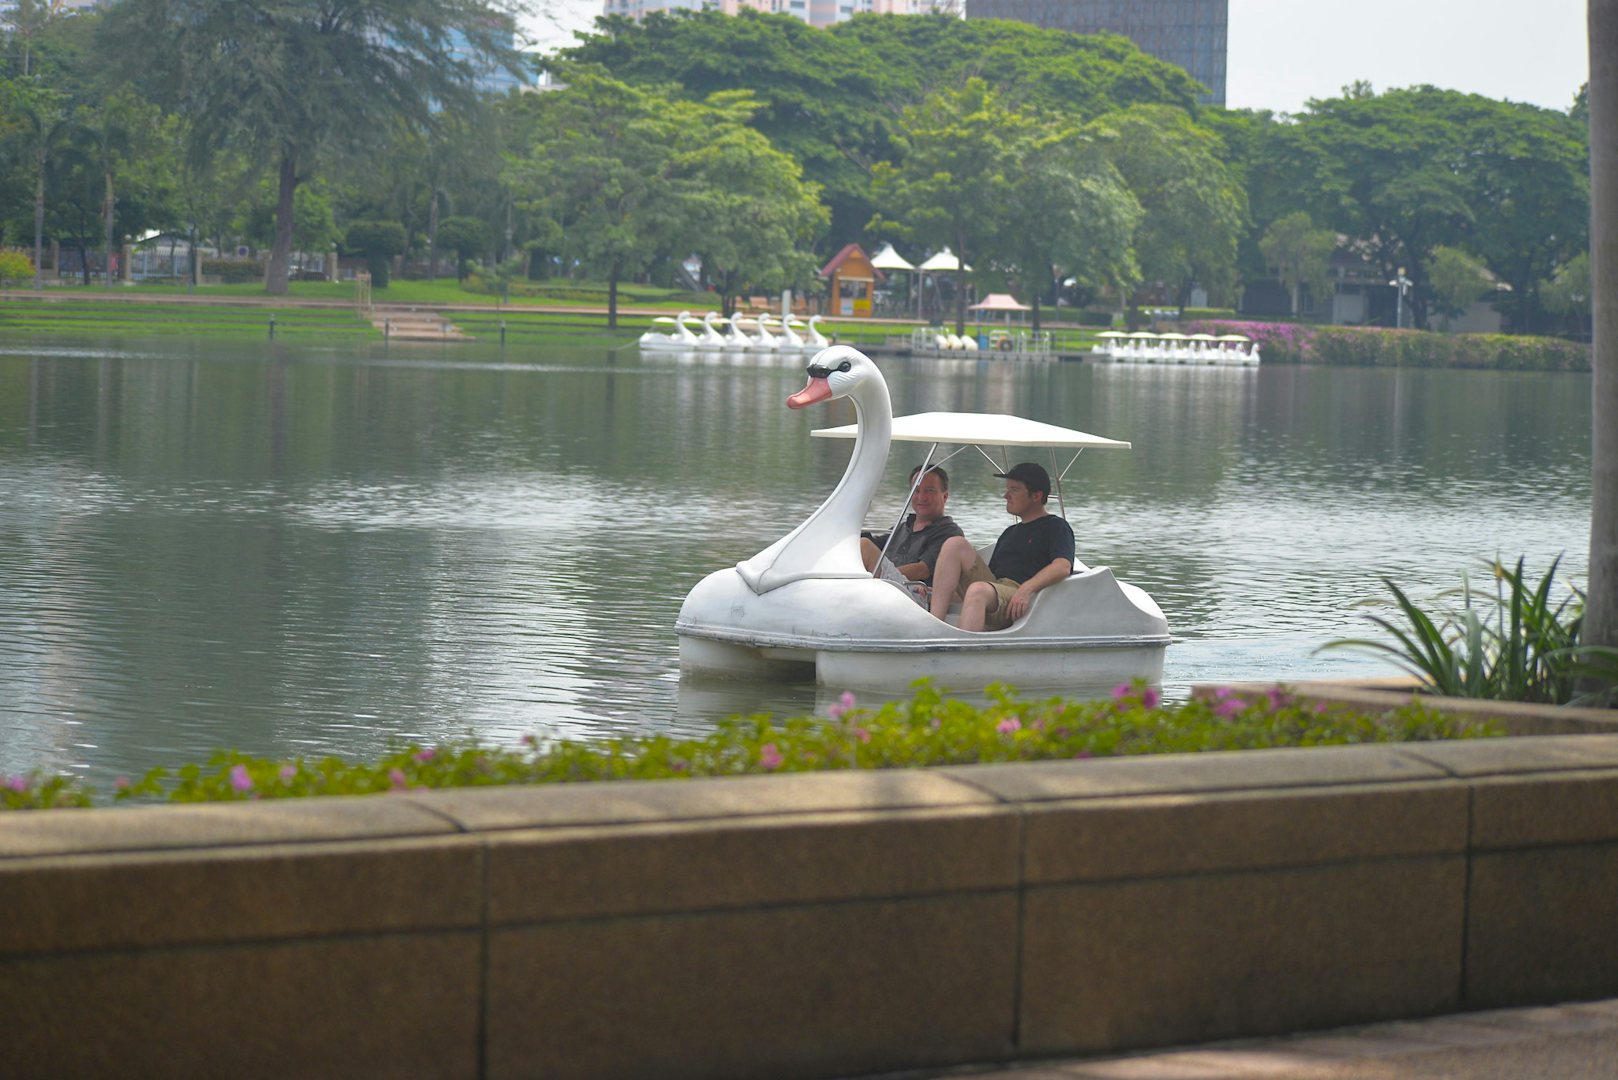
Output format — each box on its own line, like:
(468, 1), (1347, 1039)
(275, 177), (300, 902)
(994, 462), (1050, 497)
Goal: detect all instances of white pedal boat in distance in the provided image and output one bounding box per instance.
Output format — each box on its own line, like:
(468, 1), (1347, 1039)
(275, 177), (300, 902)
(675, 346), (1170, 692)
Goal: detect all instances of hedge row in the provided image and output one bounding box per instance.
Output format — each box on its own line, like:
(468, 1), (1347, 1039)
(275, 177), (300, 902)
(1185, 321), (1590, 372)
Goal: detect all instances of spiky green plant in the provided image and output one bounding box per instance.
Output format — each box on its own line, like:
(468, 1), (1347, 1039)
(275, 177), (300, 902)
(1326, 556), (1618, 706)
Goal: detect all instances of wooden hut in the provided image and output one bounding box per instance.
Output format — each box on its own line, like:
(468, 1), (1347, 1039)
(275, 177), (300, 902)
(818, 243), (882, 318)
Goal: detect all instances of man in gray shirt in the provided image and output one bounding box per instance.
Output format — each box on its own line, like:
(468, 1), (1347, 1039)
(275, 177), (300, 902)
(860, 465), (964, 587)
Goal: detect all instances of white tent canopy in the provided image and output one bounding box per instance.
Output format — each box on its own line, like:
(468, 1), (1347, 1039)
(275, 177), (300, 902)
(918, 247), (972, 272)
(812, 411), (1131, 450)
(869, 242), (916, 271)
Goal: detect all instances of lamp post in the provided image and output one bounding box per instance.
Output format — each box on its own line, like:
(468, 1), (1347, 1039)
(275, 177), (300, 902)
(1389, 266), (1412, 328)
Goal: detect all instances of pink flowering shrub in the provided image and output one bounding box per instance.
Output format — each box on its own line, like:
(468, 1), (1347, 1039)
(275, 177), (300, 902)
(70, 682), (1493, 807)
(1185, 320), (1589, 371)
(3, 683), (1498, 810)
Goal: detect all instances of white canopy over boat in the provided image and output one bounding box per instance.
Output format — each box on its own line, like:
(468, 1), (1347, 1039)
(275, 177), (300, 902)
(676, 347), (1169, 692)
(813, 412), (1130, 450)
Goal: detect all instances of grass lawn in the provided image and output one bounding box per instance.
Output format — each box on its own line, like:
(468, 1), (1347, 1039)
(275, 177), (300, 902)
(5, 279), (1110, 350)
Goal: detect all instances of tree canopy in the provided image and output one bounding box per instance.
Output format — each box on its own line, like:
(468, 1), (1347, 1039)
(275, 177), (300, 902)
(98, 0), (529, 294)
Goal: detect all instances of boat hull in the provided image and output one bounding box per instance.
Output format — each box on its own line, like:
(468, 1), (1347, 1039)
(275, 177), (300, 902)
(676, 565), (1170, 692)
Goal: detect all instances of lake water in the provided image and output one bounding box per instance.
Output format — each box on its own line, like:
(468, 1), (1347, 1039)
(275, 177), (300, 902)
(0, 338), (1593, 788)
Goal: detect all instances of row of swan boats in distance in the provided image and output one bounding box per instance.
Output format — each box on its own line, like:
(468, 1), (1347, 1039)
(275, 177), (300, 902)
(1090, 331), (1260, 366)
(640, 310), (831, 353)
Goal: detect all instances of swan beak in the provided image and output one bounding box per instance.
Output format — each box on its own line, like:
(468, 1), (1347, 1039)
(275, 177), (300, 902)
(787, 377), (833, 409)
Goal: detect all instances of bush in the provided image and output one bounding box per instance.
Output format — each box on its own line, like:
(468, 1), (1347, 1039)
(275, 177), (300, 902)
(1, 682), (1498, 810)
(200, 258), (265, 284)
(0, 249), (35, 286)
(1184, 320), (1591, 371)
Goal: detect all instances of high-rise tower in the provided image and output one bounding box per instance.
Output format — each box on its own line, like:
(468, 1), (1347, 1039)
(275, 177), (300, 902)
(965, 0), (1227, 105)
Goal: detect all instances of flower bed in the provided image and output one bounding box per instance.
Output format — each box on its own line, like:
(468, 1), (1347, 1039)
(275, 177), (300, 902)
(1, 682), (1497, 810)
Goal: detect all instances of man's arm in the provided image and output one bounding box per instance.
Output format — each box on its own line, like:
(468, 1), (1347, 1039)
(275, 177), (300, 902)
(903, 520), (965, 582)
(1005, 558), (1073, 621)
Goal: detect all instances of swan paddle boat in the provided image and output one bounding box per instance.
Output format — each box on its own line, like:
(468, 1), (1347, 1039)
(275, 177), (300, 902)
(675, 346), (1170, 692)
(639, 311), (699, 352)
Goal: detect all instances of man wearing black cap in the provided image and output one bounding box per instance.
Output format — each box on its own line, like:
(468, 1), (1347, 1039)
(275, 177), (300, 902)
(927, 462), (1075, 632)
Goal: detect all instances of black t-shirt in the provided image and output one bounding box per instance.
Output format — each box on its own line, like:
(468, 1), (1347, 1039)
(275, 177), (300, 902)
(989, 514), (1075, 584)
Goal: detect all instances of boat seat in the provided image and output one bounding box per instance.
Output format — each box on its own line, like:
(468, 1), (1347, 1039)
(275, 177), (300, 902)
(940, 543), (1089, 625)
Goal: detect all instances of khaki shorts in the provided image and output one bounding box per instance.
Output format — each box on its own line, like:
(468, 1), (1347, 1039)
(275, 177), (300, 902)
(955, 555), (1021, 631)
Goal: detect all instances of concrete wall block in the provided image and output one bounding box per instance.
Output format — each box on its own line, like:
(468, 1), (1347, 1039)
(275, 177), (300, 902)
(0, 932), (480, 1080)
(1468, 772), (1618, 849)
(485, 807), (1018, 923)
(1401, 735), (1618, 777)
(486, 893), (1018, 1080)
(1019, 857), (1464, 1056)
(1022, 783), (1467, 884)
(412, 768), (993, 833)
(0, 837), (483, 956)
(1467, 845), (1618, 1006)
(0, 796), (457, 859)
(943, 743), (1449, 805)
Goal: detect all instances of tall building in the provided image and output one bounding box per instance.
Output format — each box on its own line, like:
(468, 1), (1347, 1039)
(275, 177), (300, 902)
(964, 0), (1227, 105)
(601, 0), (945, 31)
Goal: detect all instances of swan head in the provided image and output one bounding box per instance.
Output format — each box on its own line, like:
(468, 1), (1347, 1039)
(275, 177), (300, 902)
(787, 346), (875, 410)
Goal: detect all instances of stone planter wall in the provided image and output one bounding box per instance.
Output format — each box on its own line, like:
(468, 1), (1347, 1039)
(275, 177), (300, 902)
(6, 732), (1618, 1079)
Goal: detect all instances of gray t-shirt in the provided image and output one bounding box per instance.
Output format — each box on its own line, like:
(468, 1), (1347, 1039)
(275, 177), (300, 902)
(866, 515), (964, 582)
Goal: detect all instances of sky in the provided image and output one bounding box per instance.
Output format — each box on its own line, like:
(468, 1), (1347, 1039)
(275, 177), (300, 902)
(520, 0), (1591, 116)
(1226, 0), (1588, 114)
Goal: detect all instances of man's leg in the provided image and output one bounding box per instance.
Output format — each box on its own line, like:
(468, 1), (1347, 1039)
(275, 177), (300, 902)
(958, 581), (999, 632)
(860, 536), (881, 573)
(930, 536), (984, 621)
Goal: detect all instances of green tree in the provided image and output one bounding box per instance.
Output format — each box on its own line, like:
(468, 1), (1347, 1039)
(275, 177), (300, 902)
(1274, 88), (1482, 326)
(99, 0), (528, 295)
(680, 92), (827, 316)
(995, 126), (1141, 331)
(244, 180), (338, 278)
(1258, 211), (1336, 316)
(1090, 104), (1247, 310)
(506, 70), (688, 328)
(435, 214), (492, 281)
(872, 78), (1030, 334)
(509, 70), (820, 328)
(561, 11), (1203, 246)
(1541, 252), (1591, 335)
(345, 219), (406, 287)
(1455, 99), (1588, 332)
(3, 78), (73, 288)
(1426, 245), (1491, 329)
(76, 87), (164, 287)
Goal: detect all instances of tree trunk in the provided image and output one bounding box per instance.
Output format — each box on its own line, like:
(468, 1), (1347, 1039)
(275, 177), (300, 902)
(1031, 293), (1041, 335)
(103, 170), (116, 289)
(266, 148), (297, 296)
(32, 151), (45, 291)
(426, 189), (441, 282)
(608, 265), (619, 330)
(1587, 0), (1618, 663)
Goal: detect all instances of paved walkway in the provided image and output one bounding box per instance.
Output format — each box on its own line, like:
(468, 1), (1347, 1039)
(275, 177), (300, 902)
(866, 1000), (1618, 1079)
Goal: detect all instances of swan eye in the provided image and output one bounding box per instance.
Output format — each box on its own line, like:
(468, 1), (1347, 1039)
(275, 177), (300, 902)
(805, 359), (853, 378)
